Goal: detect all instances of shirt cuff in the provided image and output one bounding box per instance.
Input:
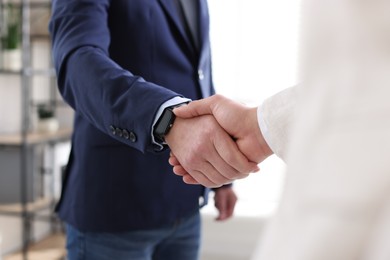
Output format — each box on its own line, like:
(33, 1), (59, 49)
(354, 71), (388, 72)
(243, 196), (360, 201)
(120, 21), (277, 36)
(257, 104), (274, 153)
(152, 96), (192, 150)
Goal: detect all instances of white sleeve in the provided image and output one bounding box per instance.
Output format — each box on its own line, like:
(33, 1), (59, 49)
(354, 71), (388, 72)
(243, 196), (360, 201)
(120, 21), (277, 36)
(257, 87), (298, 161)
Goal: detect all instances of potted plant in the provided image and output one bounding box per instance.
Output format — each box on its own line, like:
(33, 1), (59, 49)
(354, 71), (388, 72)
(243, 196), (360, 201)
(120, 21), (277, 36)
(1, 3), (22, 71)
(37, 104), (59, 133)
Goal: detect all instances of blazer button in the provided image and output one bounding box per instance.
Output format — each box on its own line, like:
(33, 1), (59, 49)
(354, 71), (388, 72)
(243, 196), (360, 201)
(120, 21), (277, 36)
(198, 69), (204, 80)
(109, 125), (116, 135)
(116, 128), (123, 137)
(122, 129), (130, 140)
(129, 131), (137, 142)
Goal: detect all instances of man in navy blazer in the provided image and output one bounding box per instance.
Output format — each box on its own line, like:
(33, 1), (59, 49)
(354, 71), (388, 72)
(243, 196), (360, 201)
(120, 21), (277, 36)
(49, 0), (258, 259)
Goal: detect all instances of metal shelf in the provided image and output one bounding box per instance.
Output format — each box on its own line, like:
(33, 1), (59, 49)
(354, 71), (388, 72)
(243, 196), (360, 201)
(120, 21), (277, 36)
(0, 68), (56, 76)
(0, 69), (22, 75)
(0, 128), (72, 147)
(0, 1), (51, 8)
(0, 1), (69, 259)
(0, 197), (52, 215)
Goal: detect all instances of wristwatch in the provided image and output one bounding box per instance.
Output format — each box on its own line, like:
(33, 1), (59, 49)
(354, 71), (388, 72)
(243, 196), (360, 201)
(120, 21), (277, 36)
(154, 103), (187, 143)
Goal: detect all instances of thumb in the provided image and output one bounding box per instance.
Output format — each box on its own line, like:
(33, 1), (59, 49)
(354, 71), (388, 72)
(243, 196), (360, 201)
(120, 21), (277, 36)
(173, 96), (215, 118)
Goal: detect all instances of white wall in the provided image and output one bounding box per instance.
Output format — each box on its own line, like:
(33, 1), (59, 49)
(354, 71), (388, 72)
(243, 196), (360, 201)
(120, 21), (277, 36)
(209, 0), (300, 102)
(0, 76), (21, 133)
(201, 214), (268, 260)
(201, 1), (301, 259)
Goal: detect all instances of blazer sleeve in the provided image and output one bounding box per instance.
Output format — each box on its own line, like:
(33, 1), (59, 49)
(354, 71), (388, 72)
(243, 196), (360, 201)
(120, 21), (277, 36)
(49, 0), (180, 153)
(257, 87), (298, 161)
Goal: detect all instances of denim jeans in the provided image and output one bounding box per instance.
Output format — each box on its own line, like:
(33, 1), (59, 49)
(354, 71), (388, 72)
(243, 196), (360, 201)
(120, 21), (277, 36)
(65, 212), (201, 260)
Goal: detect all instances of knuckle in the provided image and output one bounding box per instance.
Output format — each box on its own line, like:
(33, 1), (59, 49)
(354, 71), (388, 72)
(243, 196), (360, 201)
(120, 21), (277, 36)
(225, 152), (238, 166)
(238, 172), (250, 179)
(225, 169), (248, 181)
(213, 94), (223, 101)
(182, 155), (196, 168)
(193, 139), (211, 155)
(182, 152), (204, 170)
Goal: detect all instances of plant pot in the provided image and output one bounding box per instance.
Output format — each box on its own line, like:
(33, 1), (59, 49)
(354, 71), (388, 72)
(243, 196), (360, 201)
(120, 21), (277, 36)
(2, 48), (21, 71)
(37, 118), (59, 133)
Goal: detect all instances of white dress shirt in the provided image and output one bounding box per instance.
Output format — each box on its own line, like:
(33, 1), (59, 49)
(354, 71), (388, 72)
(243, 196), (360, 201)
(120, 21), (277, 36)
(252, 0), (390, 259)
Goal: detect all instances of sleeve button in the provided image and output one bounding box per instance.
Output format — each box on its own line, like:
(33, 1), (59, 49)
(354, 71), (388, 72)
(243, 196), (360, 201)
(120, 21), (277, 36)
(129, 131), (137, 142)
(109, 125), (116, 135)
(116, 128), (123, 137)
(198, 69), (204, 80)
(122, 129), (130, 139)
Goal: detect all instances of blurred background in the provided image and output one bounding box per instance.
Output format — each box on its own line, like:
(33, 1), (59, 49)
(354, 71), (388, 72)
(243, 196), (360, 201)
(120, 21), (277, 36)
(0, 0), (299, 259)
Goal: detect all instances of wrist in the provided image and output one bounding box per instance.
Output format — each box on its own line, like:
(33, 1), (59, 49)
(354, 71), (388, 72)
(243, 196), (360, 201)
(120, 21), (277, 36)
(153, 103), (188, 143)
(250, 107), (273, 158)
(164, 116), (184, 145)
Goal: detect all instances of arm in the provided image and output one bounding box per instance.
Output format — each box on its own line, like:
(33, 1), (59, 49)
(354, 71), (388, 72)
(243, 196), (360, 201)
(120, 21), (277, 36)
(258, 87), (298, 160)
(50, 0), (179, 152)
(50, 0), (258, 181)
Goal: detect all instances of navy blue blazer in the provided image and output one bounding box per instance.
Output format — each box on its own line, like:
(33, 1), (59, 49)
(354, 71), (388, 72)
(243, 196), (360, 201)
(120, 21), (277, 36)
(50, 0), (214, 232)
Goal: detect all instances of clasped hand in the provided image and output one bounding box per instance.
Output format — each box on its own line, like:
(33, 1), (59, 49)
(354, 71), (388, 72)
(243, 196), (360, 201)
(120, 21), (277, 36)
(165, 95), (273, 187)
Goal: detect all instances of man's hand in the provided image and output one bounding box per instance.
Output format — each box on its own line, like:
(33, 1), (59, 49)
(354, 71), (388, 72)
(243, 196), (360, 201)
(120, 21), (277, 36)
(174, 95), (273, 163)
(165, 114), (259, 188)
(214, 186), (237, 221)
(169, 95), (273, 185)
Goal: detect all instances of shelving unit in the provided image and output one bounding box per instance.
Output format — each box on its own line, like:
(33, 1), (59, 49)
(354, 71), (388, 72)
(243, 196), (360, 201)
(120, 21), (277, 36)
(4, 233), (65, 260)
(0, 1), (72, 259)
(0, 128), (72, 146)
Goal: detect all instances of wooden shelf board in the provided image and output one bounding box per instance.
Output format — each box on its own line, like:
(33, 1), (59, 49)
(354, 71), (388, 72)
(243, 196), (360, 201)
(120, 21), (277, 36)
(0, 128), (72, 146)
(4, 233), (66, 260)
(0, 197), (52, 214)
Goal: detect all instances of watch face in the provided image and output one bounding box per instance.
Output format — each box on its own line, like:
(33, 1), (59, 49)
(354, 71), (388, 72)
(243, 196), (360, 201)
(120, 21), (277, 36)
(154, 107), (176, 140)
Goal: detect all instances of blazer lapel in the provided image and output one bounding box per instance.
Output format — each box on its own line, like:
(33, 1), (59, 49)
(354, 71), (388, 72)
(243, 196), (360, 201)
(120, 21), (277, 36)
(158, 0), (195, 55)
(198, 0), (210, 55)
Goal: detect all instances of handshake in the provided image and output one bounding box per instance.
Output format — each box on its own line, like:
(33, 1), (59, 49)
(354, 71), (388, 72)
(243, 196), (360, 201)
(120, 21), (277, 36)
(165, 94), (274, 188)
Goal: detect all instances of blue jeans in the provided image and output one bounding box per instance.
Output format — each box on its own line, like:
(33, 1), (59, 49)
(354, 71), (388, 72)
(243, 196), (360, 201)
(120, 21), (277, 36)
(65, 212), (201, 260)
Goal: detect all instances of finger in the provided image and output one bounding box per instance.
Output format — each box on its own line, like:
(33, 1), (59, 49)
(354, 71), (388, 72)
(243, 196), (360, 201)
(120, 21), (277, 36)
(171, 154), (228, 185)
(197, 157), (234, 186)
(172, 165), (189, 176)
(225, 195), (237, 219)
(171, 164), (198, 184)
(170, 150), (228, 185)
(182, 174), (200, 185)
(196, 127), (254, 183)
(197, 160), (231, 187)
(215, 197), (227, 221)
(218, 196), (236, 221)
(168, 155), (181, 166)
(188, 166), (226, 188)
(205, 144), (242, 183)
(214, 131), (260, 178)
(173, 96), (216, 118)
(174, 157), (229, 187)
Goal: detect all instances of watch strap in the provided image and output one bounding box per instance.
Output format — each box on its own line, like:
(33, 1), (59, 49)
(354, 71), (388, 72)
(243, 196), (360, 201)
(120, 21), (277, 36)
(153, 102), (188, 143)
